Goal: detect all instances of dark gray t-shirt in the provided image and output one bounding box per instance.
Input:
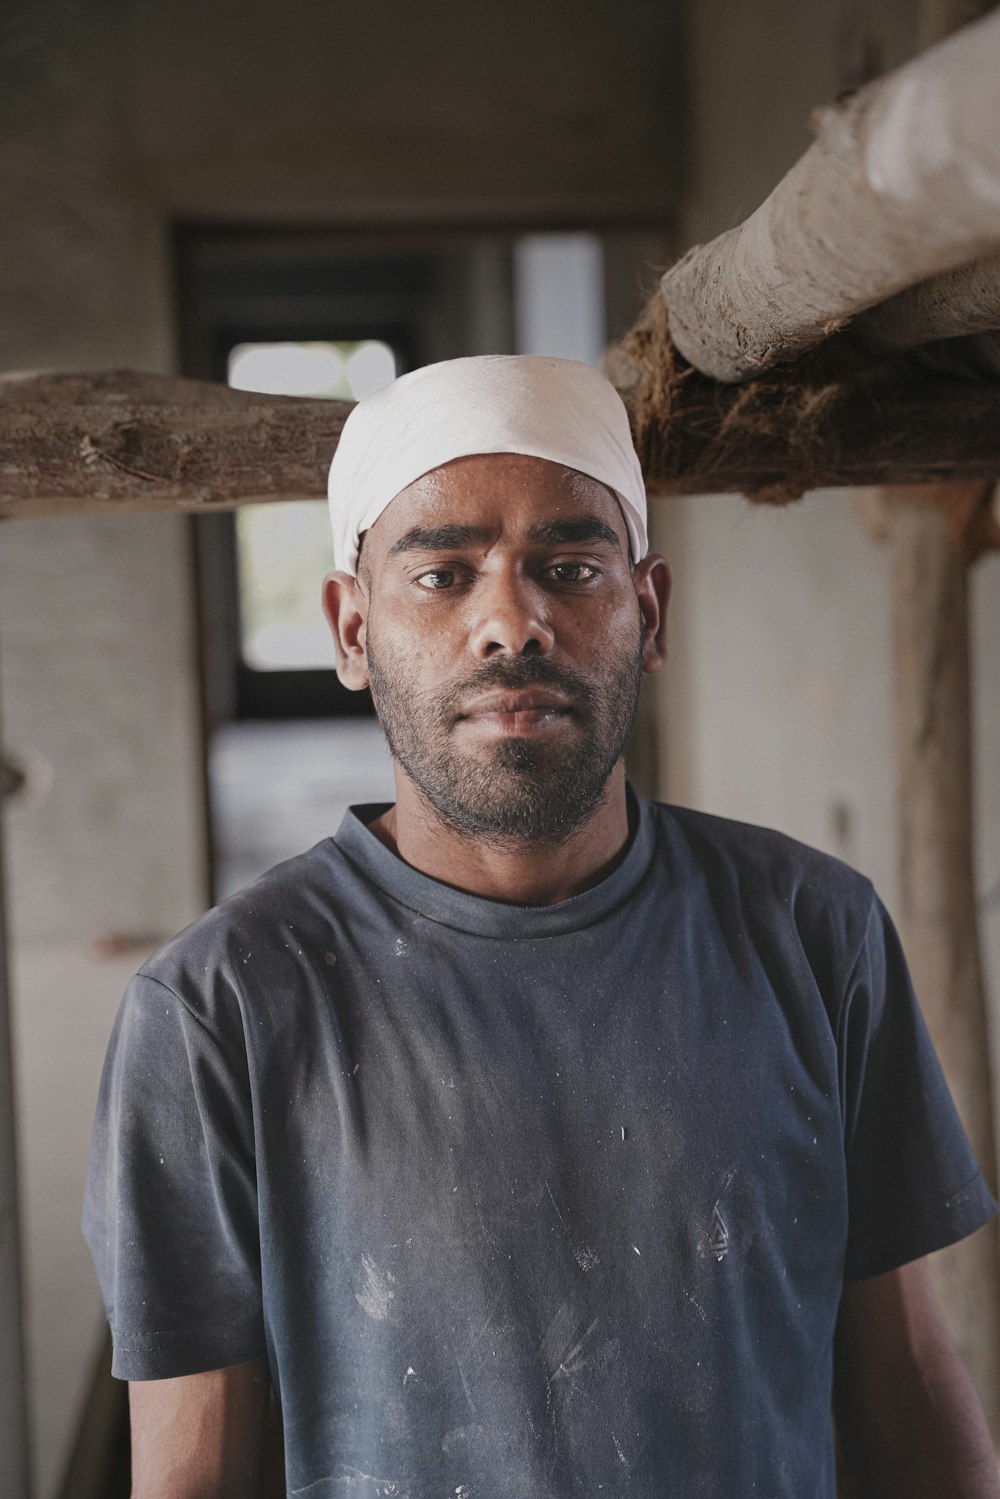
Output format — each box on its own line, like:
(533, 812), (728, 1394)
(83, 794), (995, 1498)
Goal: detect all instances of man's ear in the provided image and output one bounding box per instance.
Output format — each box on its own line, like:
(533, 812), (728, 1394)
(322, 571), (370, 690)
(634, 553), (671, 674)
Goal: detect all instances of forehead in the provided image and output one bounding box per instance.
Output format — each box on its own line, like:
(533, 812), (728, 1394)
(365, 452), (628, 560)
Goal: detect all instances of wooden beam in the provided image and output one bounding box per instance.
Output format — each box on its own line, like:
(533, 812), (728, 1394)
(611, 320), (1000, 524)
(4, 367), (1000, 521)
(0, 370), (350, 519)
(634, 375), (1000, 501)
(659, 9), (1000, 383)
(852, 256), (1000, 354)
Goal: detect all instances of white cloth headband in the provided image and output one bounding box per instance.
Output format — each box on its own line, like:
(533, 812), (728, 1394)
(327, 354), (648, 576)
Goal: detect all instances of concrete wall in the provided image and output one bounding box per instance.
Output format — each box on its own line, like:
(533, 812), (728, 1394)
(681, 0), (917, 247)
(118, 0), (683, 222)
(0, 8), (205, 1490)
(0, 2), (681, 1491)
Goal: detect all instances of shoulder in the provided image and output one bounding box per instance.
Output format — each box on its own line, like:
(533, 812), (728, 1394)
(131, 838), (344, 1039)
(648, 799), (873, 898)
(644, 799), (879, 965)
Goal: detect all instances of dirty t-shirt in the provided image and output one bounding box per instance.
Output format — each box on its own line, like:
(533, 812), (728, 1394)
(83, 794), (995, 1498)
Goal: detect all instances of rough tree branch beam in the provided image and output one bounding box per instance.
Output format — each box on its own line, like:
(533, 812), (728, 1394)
(0, 371), (350, 520)
(661, 8), (1000, 383)
(855, 256), (1000, 354)
(3, 369), (1000, 521)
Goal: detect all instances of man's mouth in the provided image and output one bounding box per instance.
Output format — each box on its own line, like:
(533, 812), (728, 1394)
(455, 689), (575, 735)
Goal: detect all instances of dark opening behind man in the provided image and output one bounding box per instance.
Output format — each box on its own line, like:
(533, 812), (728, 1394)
(84, 356), (999, 1497)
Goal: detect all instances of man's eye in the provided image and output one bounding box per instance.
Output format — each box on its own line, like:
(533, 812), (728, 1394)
(414, 569), (457, 590)
(546, 562), (597, 583)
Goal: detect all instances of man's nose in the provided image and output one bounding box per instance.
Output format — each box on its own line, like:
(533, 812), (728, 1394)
(468, 572), (556, 659)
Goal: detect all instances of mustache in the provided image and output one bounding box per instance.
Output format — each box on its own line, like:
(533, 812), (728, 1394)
(437, 656), (595, 719)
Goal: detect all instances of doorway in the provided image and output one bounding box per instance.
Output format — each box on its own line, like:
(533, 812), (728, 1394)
(176, 222), (668, 898)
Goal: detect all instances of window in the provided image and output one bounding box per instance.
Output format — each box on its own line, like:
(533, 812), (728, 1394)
(227, 340), (397, 674)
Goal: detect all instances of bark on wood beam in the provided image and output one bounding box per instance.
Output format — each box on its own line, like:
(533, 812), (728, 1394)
(628, 372), (1000, 502)
(0, 370), (351, 519)
(852, 255), (1000, 354)
(609, 308), (1000, 538)
(659, 8), (1000, 383)
(4, 367), (1000, 524)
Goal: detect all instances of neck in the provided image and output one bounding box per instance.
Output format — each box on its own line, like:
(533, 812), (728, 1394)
(367, 765), (632, 905)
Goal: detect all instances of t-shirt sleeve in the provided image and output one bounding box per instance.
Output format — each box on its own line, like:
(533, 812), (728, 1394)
(839, 894), (997, 1281)
(82, 970), (266, 1379)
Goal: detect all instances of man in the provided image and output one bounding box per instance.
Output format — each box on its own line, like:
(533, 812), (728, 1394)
(84, 355), (999, 1498)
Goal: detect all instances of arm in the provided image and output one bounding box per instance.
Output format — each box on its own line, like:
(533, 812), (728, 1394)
(833, 1257), (999, 1498)
(129, 1357), (271, 1499)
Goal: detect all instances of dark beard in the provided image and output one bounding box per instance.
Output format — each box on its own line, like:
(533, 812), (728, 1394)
(365, 627), (644, 846)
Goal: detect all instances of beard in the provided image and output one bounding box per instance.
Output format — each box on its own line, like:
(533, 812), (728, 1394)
(365, 618), (645, 846)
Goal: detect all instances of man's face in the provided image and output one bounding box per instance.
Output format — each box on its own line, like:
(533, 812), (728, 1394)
(330, 453), (667, 844)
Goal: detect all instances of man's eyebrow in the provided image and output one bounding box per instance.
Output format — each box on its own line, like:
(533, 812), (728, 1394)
(526, 518), (624, 551)
(386, 516), (625, 558)
(388, 524), (495, 556)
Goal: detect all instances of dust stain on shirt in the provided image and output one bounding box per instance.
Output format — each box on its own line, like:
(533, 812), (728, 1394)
(356, 1256), (396, 1322)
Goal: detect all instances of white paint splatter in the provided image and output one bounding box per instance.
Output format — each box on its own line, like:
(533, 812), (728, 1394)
(544, 1180), (569, 1235)
(441, 1424), (486, 1457)
(454, 1354), (477, 1415)
(632, 1245), (641, 1256)
(355, 1257), (396, 1322)
(699, 1204), (730, 1261)
(573, 1245), (599, 1272)
(394, 936), (408, 957)
(682, 1288), (707, 1321)
(332, 1468), (405, 1496)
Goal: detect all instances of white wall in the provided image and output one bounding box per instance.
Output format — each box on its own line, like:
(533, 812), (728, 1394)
(677, 490), (897, 897)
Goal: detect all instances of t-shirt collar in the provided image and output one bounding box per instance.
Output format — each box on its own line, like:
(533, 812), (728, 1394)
(332, 785), (657, 939)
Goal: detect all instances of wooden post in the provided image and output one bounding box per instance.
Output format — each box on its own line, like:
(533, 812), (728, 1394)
(879, 0), (1000, 1442)
(886, 487), (1000, 1437)
(0, 705), (32, 1495)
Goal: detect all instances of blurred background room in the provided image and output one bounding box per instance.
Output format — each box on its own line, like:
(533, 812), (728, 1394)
(0, 0), (998, 1494)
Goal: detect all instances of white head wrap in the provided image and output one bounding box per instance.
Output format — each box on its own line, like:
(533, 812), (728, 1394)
(327, 354), (647, 576)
